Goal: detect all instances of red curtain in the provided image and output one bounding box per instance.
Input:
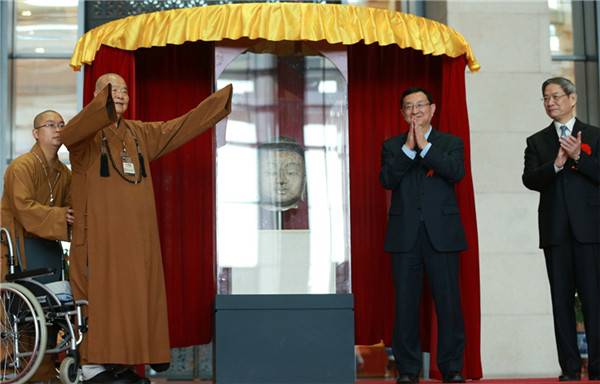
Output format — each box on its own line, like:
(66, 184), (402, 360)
(135, 42), (217, 348)
(83, 41), (481, 377)
(82, 46), (136, 115)
(348, 43), (482, 379)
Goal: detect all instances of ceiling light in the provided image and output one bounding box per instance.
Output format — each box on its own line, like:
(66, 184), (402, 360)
(23, 0), (78, 7)
(16, 24), (78, 32)
(318, 80), (337, 94)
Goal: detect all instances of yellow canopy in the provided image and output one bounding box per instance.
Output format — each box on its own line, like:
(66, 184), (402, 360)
(70, 2), (480, 73)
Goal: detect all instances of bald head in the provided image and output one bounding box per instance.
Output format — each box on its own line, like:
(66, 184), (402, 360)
(95, 73), (127, 92)
(34, 110), (62, 129)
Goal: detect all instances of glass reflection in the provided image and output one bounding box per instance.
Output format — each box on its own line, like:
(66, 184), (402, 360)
(13, 58), (77, 162)
(15, 0), (78, 55)
(216, 43), (350, 295)
(548, 0), (573, 55)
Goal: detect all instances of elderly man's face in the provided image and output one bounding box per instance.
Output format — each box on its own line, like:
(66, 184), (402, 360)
(259, 150), (306, 209)
(96, 75), (130, 119)
(543, 83), (576, 124)
(108, 76), (129, 118)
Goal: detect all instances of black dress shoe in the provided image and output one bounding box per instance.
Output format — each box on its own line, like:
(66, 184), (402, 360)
(397, 373), (419, 383)
(558, 372), (581, 381)
(83, 371), (123, 384)
(149, 363), (170, 372)
(116, 369), (151, 384)
(443, 371), (466, 383)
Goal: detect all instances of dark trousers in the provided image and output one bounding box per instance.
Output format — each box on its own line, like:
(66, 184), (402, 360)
(391, 223), (465, 376)
(544, 236), (600, 376)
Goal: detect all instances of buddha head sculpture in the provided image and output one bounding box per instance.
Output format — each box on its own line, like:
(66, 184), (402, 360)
(257, 136), (307, 211)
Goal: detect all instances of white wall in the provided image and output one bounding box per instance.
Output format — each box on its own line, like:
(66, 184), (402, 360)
(431, 0), (561, 379)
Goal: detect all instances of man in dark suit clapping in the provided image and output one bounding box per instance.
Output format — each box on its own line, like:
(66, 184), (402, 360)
(523, 77), (599, 382)
(380, 87), (467, 384)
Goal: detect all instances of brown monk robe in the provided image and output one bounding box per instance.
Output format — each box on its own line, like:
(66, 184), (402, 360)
(1, 143), (72, 264)
(1, 110), (72, 382)
(60, 82), (232, 366)
(1, 143), (71, 382)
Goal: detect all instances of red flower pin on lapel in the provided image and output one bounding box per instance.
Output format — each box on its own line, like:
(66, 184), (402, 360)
(581, 143), (592, 155)
(426, 169), (434, 177)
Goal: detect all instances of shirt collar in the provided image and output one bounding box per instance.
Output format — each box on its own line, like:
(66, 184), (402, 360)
(553, 117), (576, 137)
(425, 126), (432, 139)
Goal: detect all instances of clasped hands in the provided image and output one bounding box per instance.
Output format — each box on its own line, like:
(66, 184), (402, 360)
(555, 131), (582, 168)
(404, 116), (429, 152)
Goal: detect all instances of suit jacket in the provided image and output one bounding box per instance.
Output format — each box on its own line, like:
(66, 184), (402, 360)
(380, 128), (468, 253)
(523, 119), (600, 247)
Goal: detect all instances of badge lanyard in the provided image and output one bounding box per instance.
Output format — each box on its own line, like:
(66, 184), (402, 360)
(100, 122), (147, 184)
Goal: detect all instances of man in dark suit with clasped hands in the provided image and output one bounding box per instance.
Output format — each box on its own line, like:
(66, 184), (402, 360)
(523, 77), (599, 382)
(380, 87), (467, 384)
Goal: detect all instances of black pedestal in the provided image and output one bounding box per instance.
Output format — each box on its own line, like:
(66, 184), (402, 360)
(213, 294), (355, 384)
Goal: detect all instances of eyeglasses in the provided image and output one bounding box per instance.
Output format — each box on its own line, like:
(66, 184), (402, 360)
(541, 94), (568, 103)
(35, 121), (65, 130)
(402, 102), (431, 112)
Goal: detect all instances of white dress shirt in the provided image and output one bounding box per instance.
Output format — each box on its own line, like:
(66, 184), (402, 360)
(553, 117), (576, 173)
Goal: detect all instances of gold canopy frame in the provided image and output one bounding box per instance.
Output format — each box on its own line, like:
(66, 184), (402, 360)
(70, 2), (480, 73)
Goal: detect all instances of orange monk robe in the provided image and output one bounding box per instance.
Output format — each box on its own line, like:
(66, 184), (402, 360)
(1, 142), (72, 272)
(60, 84), (232, 365)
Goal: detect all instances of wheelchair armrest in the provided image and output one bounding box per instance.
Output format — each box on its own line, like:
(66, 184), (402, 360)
(5, 267), (56, 282)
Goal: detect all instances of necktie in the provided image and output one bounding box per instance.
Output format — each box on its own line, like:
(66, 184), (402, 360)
(560, 125), (568, 137)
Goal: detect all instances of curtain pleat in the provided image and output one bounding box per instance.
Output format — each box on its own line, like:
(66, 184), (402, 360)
(82, 45), (136, 119)
(440, 55), (482, 379)
(134, 42), (216, 348)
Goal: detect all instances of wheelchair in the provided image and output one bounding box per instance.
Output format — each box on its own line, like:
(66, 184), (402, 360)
(0, 228), (88, 384)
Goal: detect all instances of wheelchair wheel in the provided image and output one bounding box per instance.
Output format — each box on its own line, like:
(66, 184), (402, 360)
(59, 356), (79, 384)
(0, 282), (48, 384)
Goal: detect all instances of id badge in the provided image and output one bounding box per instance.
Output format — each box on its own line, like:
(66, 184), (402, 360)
(121, 151), (136, 176)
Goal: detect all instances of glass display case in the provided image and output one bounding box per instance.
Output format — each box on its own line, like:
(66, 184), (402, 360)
(215, 40), (350, 295)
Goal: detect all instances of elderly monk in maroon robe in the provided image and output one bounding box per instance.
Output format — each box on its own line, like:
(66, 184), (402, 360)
(1, 110), (73, 381)
(61, 73), (232, 384)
